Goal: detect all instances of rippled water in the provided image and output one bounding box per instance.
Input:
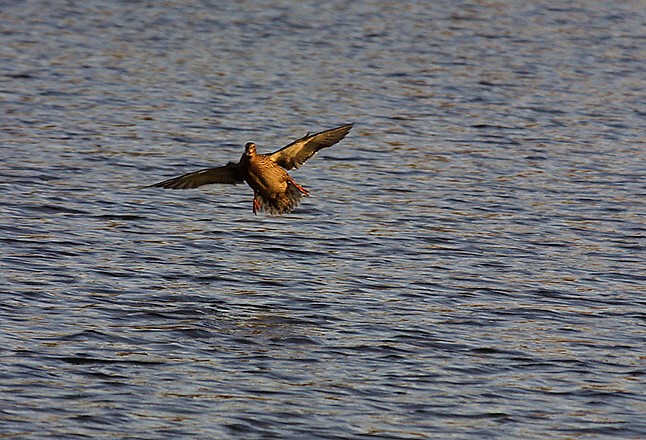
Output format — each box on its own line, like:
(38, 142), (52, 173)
(1, 1), (645, 438)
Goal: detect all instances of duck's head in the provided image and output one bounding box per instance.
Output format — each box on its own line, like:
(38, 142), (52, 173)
(244, 142), (256, 156)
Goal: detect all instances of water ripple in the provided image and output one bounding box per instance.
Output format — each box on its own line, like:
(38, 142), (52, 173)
(1, 0), (645, 439)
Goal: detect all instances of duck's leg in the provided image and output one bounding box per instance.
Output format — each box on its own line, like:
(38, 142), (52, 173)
(287, 176), (310, 196)
(252, 192), (260, 215)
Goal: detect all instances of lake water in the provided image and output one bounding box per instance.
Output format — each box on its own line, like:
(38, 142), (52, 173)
(1, 1), (644, 438)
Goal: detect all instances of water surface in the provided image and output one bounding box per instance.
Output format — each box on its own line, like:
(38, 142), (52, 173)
(1, 1), (644, 438)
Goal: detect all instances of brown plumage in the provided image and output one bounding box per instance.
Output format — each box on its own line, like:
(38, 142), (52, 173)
(147, 123), (353, 215)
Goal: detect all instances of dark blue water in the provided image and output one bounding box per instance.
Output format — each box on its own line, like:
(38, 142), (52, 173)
(1, 1), (644, 438)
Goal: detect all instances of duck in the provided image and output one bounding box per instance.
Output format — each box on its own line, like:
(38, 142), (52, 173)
(147, 123), (353, 215)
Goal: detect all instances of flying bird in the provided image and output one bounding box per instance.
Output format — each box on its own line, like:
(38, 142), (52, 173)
(147, 123), (353, 215)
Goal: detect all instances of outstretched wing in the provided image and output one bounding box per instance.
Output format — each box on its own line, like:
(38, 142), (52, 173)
(269, 123), (353, 170)
(147, 162), (244, 189)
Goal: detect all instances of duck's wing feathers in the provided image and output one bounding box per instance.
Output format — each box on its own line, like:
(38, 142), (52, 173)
(147, 162), (244, 189)
(269, 123), (353, 170)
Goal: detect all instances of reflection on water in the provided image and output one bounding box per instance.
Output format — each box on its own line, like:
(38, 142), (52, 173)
(1, 0), (644, 438)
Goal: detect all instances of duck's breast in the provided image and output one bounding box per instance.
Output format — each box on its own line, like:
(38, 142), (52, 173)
(245, 156), (288, 195)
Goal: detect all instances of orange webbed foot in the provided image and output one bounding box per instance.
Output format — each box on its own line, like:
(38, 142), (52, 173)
(288, 176), (309, 196)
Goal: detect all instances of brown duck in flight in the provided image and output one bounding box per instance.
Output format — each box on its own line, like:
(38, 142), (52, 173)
(147, 123), (353, 215)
